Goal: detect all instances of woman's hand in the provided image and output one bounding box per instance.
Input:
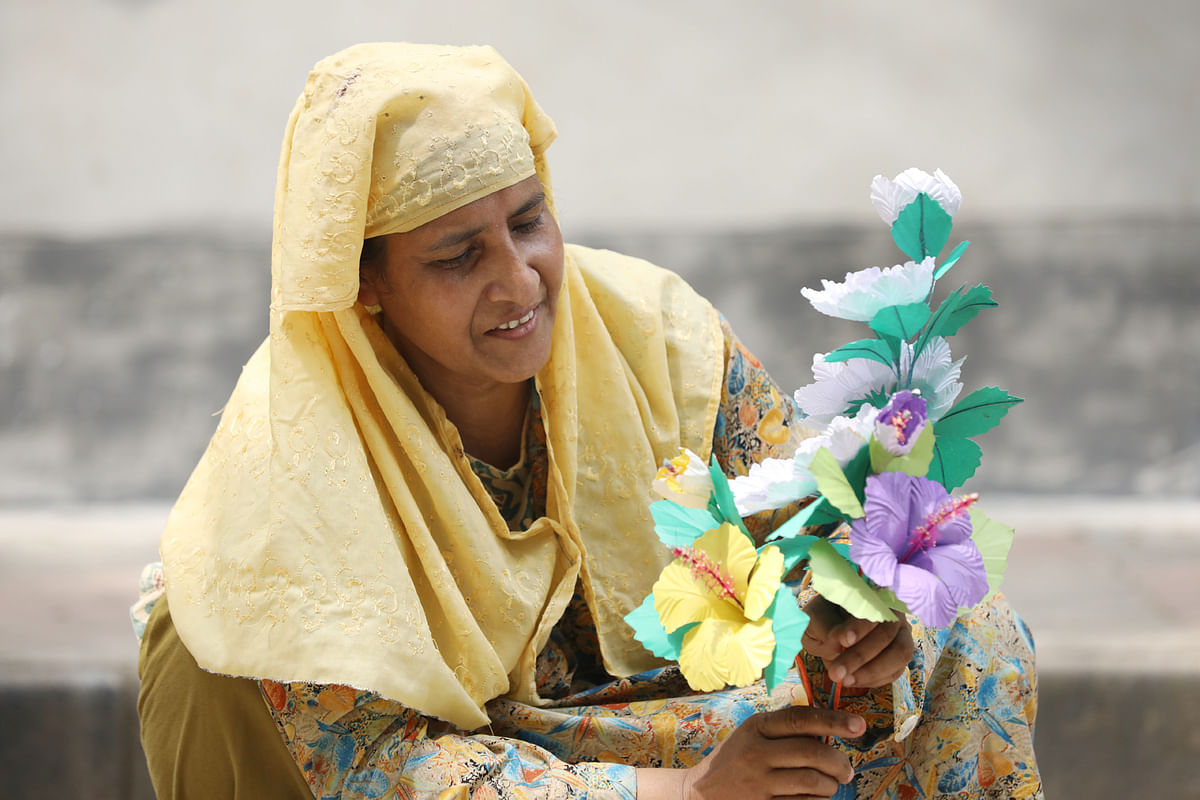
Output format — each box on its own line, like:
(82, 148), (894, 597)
(636, 706), (863, 799)
(801, 594), (914, 689)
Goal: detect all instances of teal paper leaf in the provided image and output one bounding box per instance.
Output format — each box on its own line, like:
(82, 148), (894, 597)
(649, 500), (720, 548)
(824, 338), (896, 368)
(707, 457), (751, 537)
(967, 507), (1015, 603)
(809, 448), (865, 519)
(935, 387), (1023, 439)
(927, 435), (983, 491)
(915, 285), (997, 358)
(766, 497), (842, 542)
(870, 302), (932, 342)
(807, 539), (897, 623)
(625, 594), (695, 660)
(770, 534), (819, 572)
(934, 240), (970, 280)
(763, 585), (810, 690)
(891, 193), (954, 261)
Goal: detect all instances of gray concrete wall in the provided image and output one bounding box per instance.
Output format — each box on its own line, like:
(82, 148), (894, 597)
(2, 216), (1197, 503)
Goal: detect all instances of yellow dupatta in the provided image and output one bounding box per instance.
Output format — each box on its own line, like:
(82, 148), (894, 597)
(160, 43), (723, 730)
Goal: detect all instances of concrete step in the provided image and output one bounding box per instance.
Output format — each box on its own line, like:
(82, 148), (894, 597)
(1, 499), (1197, 798)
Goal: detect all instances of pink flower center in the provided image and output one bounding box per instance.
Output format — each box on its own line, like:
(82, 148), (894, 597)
(672, 545), (741, 608)
(901, 493), (978, 563)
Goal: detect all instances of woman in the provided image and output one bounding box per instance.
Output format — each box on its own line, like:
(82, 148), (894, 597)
(135, 43), (1042, 799)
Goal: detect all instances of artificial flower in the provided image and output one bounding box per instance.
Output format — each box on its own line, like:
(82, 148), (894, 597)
(730, 456), (807, 516)
(870, 168), (962, 226)
(653, 523), (785, 691)
(873, 390), (928, 456)
(849, 471), (987, 628)
(793, 337), (963, 428)
(800, 258), (935, 322)
(731, 405), (879, 515)
(652, 448), (713, 510)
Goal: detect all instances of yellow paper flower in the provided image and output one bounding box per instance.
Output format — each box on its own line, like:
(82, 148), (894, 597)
(651, 448), (713, 509)
(652, 523), (786, 691)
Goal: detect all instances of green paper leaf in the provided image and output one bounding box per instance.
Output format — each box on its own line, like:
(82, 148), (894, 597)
(915, 285), (997, 359)
(764, 585), (810, 690)
(770, 534), (819, 572)
(935, 387), (1024, 439)
(649, 500), (720, 548)
(927, 435), (982, 491)
(807, 539), (897, 623)
(707, 457), (751, 537)
(870, 302), (931, 342)
(766, 497), (842, 542)
(625, 594), (695, 660)
(869, 424), (935, 476)
(891, 193), (954, 261)
(934, 240), (970, 280)
(824, 338), (896, 368)
(809, 448), (865, 519)
(967, 507), (1014, 603)
(877, 586), (911, 615)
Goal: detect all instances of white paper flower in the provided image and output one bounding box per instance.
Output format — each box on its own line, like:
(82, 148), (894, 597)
(906, 337), (965, 422)
(793, 338), (963, 428)
(731, 405), (879, 515)
(795, 404), (880, 464)
(731, 457), (811, 516)
(800, 258), (935, 322)
(652, 448), (713, 509)
(870, 168), (962, 226)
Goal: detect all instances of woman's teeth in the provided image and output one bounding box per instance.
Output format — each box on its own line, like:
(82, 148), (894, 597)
(495, 309), (535, 330)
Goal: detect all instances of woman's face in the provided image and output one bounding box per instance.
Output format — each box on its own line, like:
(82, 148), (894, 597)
(359, 176), (564, 399)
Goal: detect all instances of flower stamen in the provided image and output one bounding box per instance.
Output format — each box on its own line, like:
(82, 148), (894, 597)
(902, 493), (978, 562)
(671, 545), (741, 608)
(888, 409), (914, 445)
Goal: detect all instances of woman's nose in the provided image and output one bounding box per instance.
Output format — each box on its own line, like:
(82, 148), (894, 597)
(484, 241), (539, 304)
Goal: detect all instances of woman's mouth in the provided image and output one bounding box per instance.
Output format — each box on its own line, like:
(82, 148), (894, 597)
(494, 308), (536, 331)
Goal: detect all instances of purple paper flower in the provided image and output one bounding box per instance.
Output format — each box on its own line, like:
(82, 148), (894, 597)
(849, 472), (988, 628)
(874, 391), (928, 456)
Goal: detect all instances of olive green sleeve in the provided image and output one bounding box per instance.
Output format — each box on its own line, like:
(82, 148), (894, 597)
(137, 593), (314, 799)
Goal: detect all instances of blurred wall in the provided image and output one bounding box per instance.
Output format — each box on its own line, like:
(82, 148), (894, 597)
(1, 1), (1197, 503)
(2, 0), (1197, 234)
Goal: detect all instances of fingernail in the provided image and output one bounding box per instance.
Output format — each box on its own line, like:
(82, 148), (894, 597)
(843, 673), (855, 688)
(829, 665), (844, 682)
(843, 631), (857, 647)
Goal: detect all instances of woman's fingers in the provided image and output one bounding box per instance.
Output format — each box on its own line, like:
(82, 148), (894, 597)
(801, 596), (853, 660)
(825, 619), (913, 688)
(755, 706), (865, 743)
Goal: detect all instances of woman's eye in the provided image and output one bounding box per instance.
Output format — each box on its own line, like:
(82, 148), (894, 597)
(430, 247), (474, 268)
(513, 212), (544, 234)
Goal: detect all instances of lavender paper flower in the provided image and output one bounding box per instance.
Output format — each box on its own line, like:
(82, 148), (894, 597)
(873, 391), (928, 456)
(849, 472), (987, 628)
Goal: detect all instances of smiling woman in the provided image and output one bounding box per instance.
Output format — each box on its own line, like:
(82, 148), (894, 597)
(133, 43), (1042, 800)
(358, 177), (563, 467)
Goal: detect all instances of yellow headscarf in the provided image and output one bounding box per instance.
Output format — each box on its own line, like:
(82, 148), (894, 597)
(161, 43), (724, 729)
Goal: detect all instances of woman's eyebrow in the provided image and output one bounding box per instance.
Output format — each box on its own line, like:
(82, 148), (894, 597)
(427, 191), (546, 250)
(510, 191), (546, 219)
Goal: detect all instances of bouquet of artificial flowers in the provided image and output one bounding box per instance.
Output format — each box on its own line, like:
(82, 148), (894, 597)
(625, 169), (1020, 693)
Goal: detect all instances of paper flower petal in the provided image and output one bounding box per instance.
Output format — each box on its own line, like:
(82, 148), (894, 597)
(653, 559), (741, 633)
(926, 540), (988, 608)
(743, 545), (784, 620)
(723, 616), (776, 687)
(679, 620), (733, 692)
(893, 562), (958, 629)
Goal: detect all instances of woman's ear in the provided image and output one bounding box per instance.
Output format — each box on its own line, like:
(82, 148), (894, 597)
(357, 271), (382, 307)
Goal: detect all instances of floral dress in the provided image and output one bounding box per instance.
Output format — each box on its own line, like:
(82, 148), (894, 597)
(133, 319), (1042, 799)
